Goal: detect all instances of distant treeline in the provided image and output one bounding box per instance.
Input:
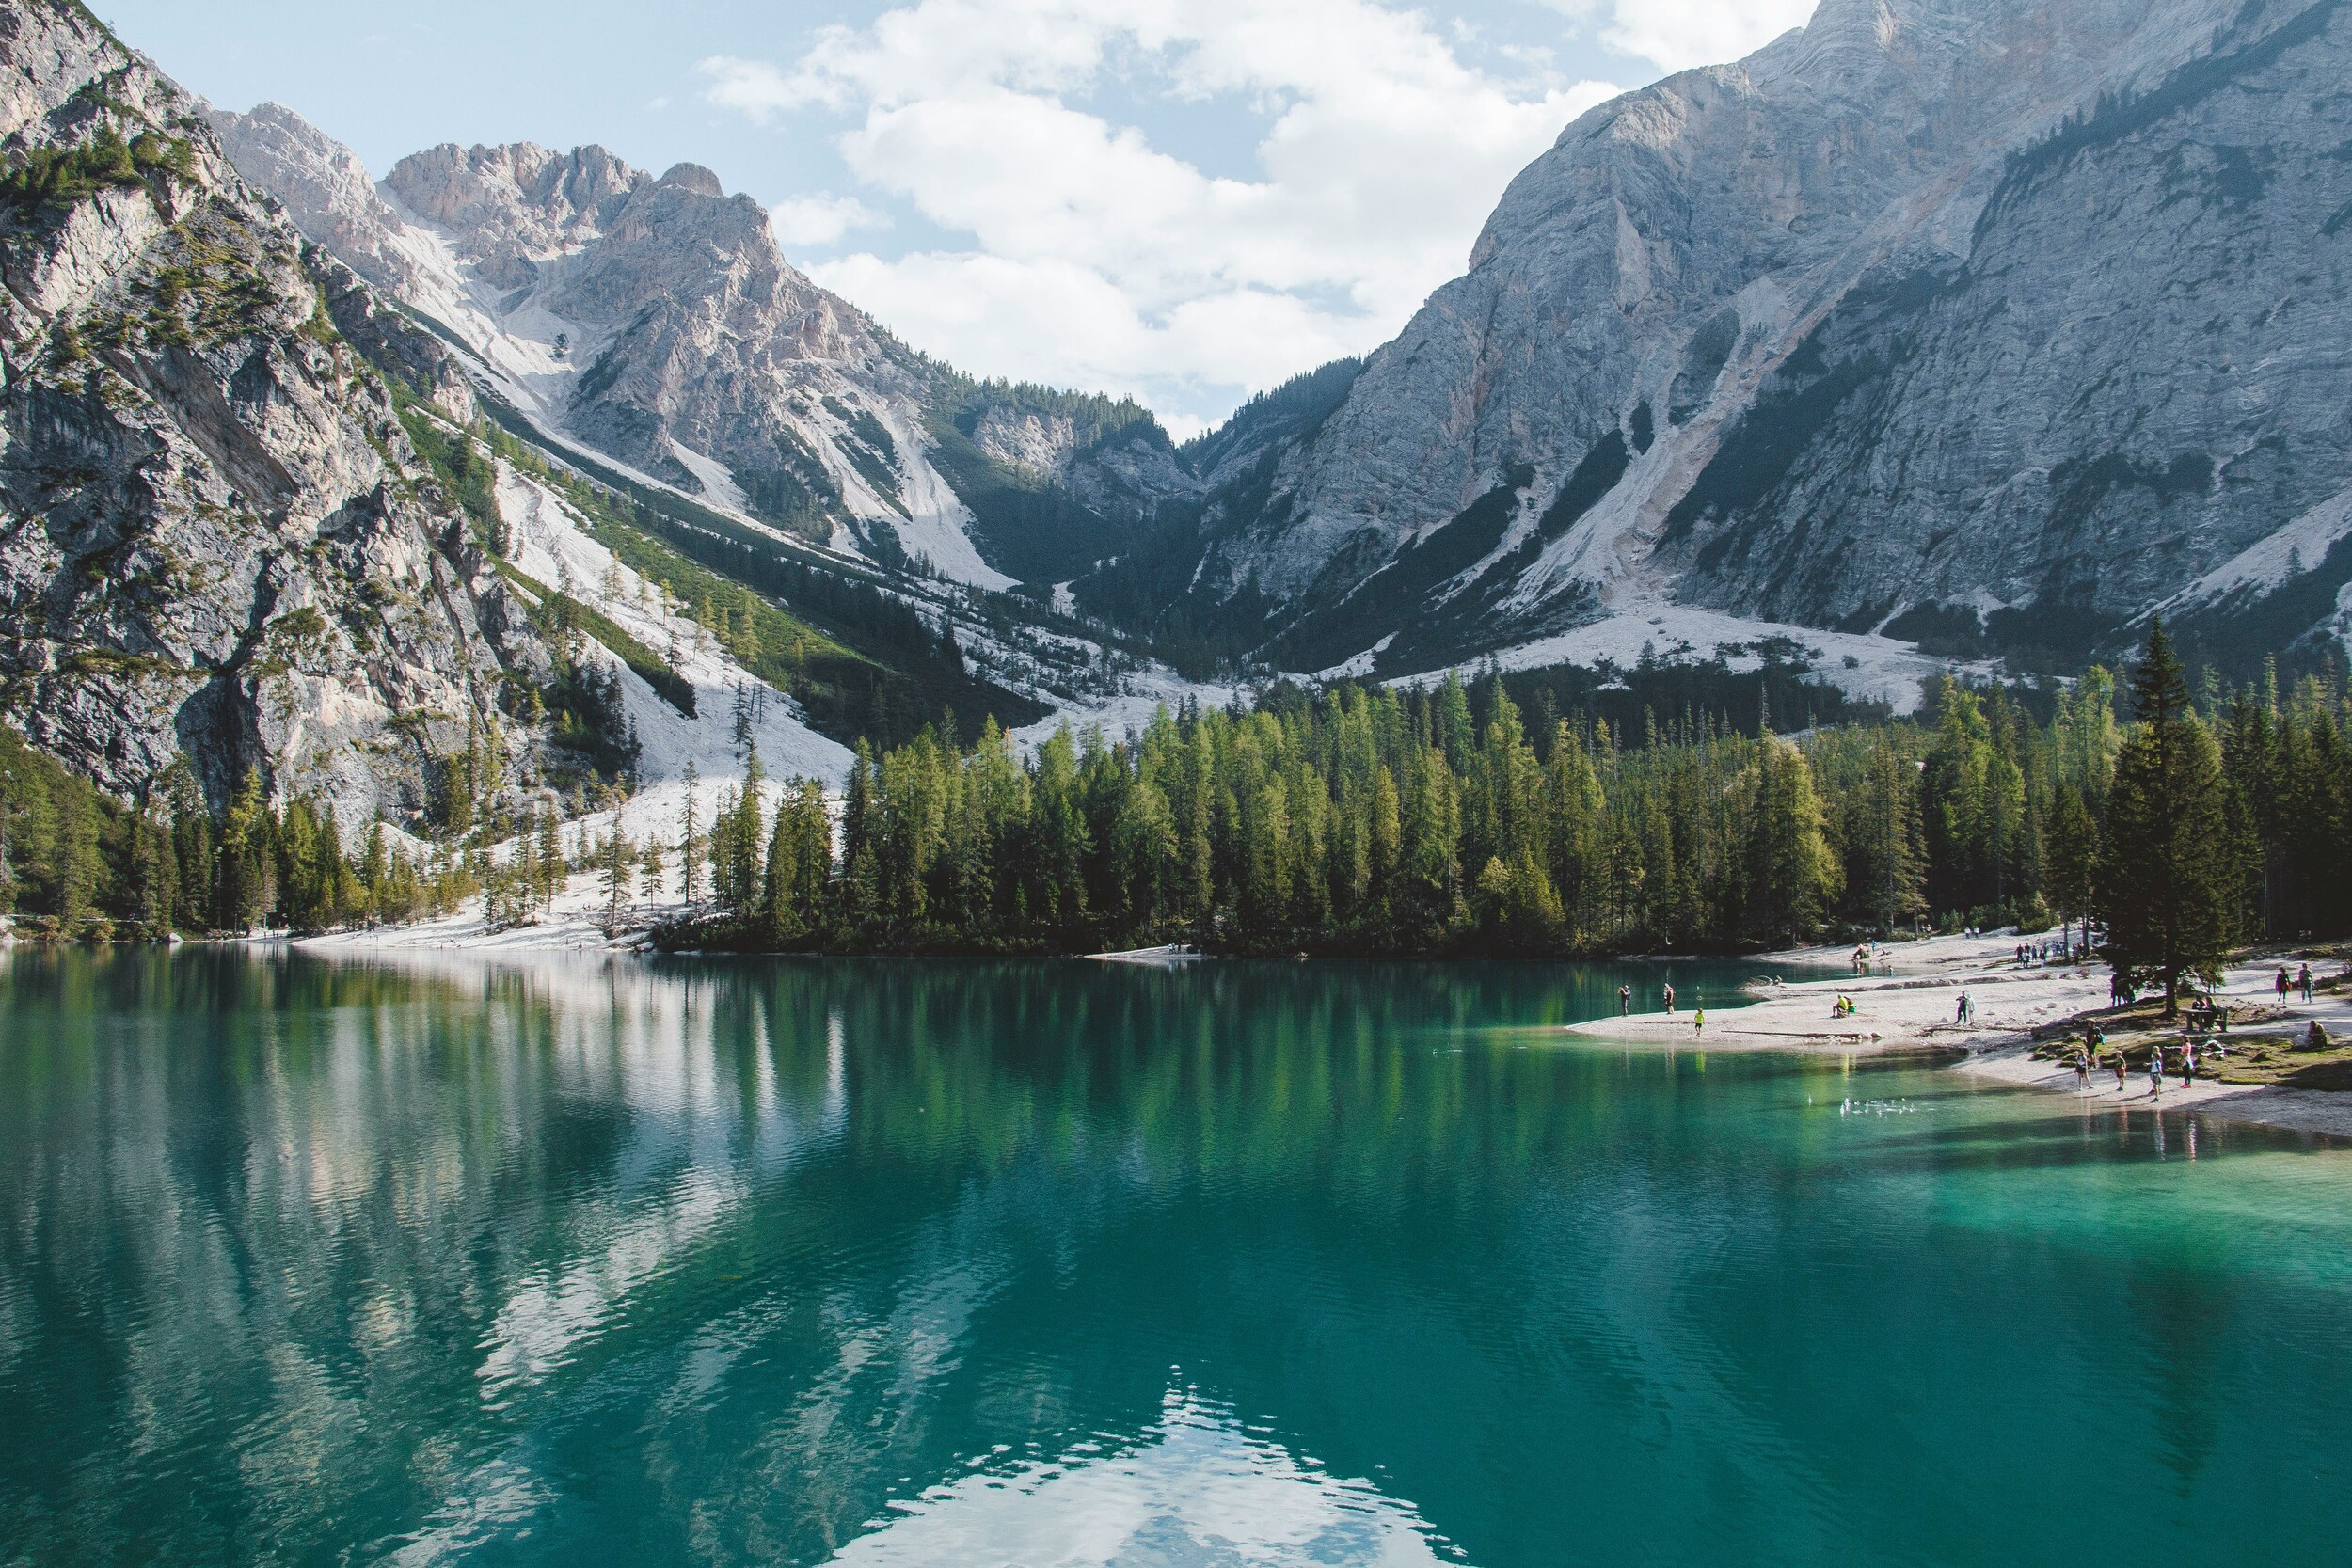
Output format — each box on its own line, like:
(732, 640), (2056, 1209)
(6, 625), (2345, 999)
(659, 625), (2350, 996)
(0, 743), (478, 940)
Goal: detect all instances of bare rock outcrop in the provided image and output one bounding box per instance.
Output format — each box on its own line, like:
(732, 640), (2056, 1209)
(1118, 0), (2352, 675)
(0, 0), (546, 816)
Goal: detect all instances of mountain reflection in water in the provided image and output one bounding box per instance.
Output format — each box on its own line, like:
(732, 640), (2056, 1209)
(2, 947), (2349, 1568)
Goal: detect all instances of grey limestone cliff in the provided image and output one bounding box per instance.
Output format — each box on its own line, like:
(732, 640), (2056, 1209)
(1119, 0), (2352, 676)
(0, 0), (548, 815)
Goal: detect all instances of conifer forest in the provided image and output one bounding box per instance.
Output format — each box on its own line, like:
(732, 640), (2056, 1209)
(4, 621), (2341, 981)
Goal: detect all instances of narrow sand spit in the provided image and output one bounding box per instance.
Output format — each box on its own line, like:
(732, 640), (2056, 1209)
(1566, 929), (2352, 1141)
(1565, 930), (2108, 1052)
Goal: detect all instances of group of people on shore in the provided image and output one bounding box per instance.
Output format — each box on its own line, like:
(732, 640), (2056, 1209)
(2067, 1009), (2330, 1099)
(2275, 963), (2317, 1005)
(1614, 980), (1705, 1034)
(2068, 1022), (2204, 1099)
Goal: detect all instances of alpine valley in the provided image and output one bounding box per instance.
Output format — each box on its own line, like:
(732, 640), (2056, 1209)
(5, 0), (2351, 836)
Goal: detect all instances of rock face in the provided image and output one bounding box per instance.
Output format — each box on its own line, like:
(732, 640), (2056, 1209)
(382, 141), (641, 295)
(202, 99), (424, 299)
(201, 0), (2351, 682)
(0, 0), (547, 814)
(213, 108), (1178, 590)
(1097, 0), (2352, 675)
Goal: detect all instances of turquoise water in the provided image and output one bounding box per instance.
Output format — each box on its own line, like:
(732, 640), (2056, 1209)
(2, 949), (2349, 1567)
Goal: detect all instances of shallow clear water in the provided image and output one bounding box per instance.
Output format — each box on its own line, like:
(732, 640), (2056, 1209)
(2, 948), (2348, 1567)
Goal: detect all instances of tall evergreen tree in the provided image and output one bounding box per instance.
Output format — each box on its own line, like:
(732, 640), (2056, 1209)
(600, 816), (635, 930)
(2098, 619), (2232, 1015)
(678, 759), (705, 907)
(215, 768), (272, 933)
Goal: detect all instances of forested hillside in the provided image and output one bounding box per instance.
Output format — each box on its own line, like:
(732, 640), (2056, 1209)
(634, 625), (2349, 962)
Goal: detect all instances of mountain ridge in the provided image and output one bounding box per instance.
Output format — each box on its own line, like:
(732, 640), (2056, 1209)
(19, 0), (2349, 838)
(1069, 0), (2352, 681)
(207, 103), (1190, 596)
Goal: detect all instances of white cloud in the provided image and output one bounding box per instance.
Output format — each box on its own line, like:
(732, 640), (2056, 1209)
(697, 56), (809, 121)
(807, 247), (1365, 412)
(1543, 0), (1819, 73)
(769, 193), (886, 248)
(701, 0), (1620, 423)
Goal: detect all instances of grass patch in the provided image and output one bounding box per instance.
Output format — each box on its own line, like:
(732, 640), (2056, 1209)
(399, 409), (501, 553)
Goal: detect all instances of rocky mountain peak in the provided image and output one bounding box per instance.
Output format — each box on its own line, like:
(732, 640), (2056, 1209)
(383, 139), (645, 291)
(212, 102), (1184, 590)
(655, 161), (723, 198)
(201, 99), (421, 294)
(1103, 0), (2352, 681)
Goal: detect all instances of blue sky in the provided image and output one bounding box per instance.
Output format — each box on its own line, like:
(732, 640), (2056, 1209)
(104, 0), (1816, 431)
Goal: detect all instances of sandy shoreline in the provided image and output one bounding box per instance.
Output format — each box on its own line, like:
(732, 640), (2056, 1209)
(1563, 930), (2108, 1053)
(1947, 1041), (2352, 1138)
(1566, 929), (2352, 1141)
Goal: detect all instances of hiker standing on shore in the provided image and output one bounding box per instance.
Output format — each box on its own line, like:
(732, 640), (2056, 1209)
(2074, 1048), (2090, 1092)
(2114, 1048), (2128, 1092)
(2149, 1045), (2165, 1100)
(1618, 983), (1631, 1016)
(1663, 982), (1676, 1016)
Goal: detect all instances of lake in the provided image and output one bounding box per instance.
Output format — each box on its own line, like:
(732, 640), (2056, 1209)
(2, 948), (2348, 1566)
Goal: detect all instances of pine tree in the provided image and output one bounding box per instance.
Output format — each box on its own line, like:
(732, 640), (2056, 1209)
(678, 759), (704, 907)
(166, 768), (213, 931)
(600, 816), (634, 931)
(0, 790), (15, 919)
(718, 750), (768, 915)
(760, 779), (834, 943)
(1029, 728), (1090, 936)
(534, 809), (563, 911)
(1395, 745), (1462, 944)
(360, 820), (391, 925)
(2098, 619), (2233, 1015)
(1740, 736), (1840, 945)
(216, 768), (272, 933)
(125, 795), (175, 936)
(637, 834), (665, 903)
(1544, 722), (1604, 942)
(2043, 784), (2098, 955)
